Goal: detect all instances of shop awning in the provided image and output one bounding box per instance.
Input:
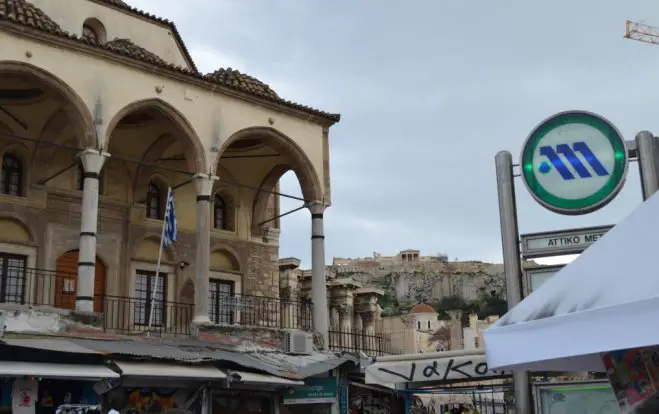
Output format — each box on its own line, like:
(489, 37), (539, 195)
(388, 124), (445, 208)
(0, 361), (119, 380)
(365, 349), (508, 386)
(229, 370), (304, 386)
(484, 191), (659, 373)
(113, 361), (227, 380)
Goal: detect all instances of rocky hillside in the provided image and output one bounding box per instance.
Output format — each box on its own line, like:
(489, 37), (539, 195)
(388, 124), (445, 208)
(333, 260), (506, 316)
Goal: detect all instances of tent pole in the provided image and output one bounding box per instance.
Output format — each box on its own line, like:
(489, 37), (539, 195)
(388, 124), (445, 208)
(495, 151), (532, 414)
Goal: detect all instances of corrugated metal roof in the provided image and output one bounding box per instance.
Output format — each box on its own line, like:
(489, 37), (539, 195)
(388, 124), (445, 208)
(1, 338), (103, 354)
(67, 338), (358, 380)
(1, 337), (358, 380)
(69, 339), (207, 362)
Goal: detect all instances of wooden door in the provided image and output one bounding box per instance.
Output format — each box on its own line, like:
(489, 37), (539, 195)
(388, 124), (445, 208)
(55, 251), (105, 312)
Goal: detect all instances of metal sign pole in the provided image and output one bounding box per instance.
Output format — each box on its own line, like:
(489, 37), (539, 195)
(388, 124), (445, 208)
(495, 151), (532, 413)
(635, 131), (659, 200)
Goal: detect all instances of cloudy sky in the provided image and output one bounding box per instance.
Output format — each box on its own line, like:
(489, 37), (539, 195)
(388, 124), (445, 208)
(132, 0), (658, 267)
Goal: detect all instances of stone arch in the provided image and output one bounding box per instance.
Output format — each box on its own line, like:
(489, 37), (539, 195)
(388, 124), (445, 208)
(251, 164), (290, 235)
(132, 134), (178, 203)
(209, 244), (242, 272)
(50, 239), (113, 272)
(82, 17), (107, 44)
(212, 186), (237, 232)
(105, 98), (207, 173)
(0, 111), (25, 136)
(132, 233), (178, 262)
(31, 109), (70, 169)
(0, 61), (96, 148)
(138, 172), (169, 204)
(0, 214), (36, 243)
(217, 127), (322, 202)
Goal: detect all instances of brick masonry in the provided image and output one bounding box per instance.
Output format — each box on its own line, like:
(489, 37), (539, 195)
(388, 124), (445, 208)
(1, 190), (282, 303)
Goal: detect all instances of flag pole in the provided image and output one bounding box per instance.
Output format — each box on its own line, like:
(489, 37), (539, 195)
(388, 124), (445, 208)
(147, 187), (172, 334)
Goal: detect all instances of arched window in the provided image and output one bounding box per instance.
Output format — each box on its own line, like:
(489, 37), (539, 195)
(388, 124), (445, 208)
(82, 18), (106, 44)
(146, 181), (162, 219)
(214, 194), (227, 230)
(1, 153), (23, 196)
(82, 24), (99, 43)
(77, 163), (105, 195)
(416, 320), (421, 330)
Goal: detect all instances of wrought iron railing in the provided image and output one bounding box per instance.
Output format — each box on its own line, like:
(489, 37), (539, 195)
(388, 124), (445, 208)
(0, 266), (314, 334)
(328, 328), (402, 356)
(0, 266), (76, 307)
(102, 295), (194, 336)
(210, 293), (313, 330)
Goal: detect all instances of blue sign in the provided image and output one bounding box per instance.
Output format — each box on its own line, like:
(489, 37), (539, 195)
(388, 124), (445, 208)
(520, 110), (628, 215)
(538, 142), (609, 180)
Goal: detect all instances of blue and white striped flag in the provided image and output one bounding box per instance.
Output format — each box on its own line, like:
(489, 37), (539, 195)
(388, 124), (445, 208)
(162, 188), (178, 248)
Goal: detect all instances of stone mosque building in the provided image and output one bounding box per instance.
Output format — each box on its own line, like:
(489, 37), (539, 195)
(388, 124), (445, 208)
(0, 0), (338, 346)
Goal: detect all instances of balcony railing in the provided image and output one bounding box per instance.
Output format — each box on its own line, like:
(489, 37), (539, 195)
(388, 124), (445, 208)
(328, 328), (402, 356)
(0, 267), (314, 335)
(210, 293), (313, 330)
(103, 295), (194, 336)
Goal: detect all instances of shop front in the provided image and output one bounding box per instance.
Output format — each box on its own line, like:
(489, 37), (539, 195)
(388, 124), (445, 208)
(483, 191), (659, 413)
(0, 361), (119, 414)
(348, 382), (403, 414)
(280, 377), (337, 414)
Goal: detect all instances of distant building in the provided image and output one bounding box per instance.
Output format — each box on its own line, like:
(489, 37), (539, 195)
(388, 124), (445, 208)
(330, 249), (504, 303)
(463, 313), (500, 350)
(377, 304), (448, 354)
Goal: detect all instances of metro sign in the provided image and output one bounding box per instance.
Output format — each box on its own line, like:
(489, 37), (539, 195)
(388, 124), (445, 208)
(520, 111), (628, 215)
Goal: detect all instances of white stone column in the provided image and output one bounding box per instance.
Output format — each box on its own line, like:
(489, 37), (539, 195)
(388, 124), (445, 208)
(192, 174), (217, 325)
(308, 201), (329, 350)
(76, 148), (109, 313)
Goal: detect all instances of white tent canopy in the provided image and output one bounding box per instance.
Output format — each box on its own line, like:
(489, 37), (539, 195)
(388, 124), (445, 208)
(484, 190), (659, 373)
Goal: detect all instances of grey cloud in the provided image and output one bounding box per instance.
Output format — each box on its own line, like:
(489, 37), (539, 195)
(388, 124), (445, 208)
(131, 0), (659, 266)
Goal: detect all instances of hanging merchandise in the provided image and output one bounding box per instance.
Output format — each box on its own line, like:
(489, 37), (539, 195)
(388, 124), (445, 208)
(13, 379), (38, 414)
(55, 404), (101, 414)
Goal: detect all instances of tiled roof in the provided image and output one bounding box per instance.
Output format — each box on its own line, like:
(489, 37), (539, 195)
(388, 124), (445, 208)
(2, 0), (340, 123)
(98, 0), (128, 6)
(205, 69), (279, 100)
(92, 0), (196, 72)
(105, 38), (169, 67)
(410, 303), (437, 314)
(0, 0), (64, 34)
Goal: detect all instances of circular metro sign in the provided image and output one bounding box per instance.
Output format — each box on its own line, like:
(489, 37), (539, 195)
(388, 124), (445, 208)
(520, 110), (628, 215)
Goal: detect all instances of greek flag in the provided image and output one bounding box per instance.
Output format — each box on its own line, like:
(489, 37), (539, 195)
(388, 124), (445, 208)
(162, 188), (178, 248)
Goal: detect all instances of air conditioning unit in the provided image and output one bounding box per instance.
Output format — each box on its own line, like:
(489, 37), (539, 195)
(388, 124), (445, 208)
(284, 331), (314, 355)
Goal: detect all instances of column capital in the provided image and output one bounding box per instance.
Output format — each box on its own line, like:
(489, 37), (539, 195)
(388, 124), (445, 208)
(194, 173), (218, 197)
(78, 148), (110, 174)
(306, 200), (327, 215)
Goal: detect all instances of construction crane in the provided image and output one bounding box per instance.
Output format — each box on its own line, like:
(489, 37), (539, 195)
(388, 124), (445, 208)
(625, 20), (659, 45)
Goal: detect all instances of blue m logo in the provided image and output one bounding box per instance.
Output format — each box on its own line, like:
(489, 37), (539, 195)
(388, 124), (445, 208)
(538, 142), (610, 180)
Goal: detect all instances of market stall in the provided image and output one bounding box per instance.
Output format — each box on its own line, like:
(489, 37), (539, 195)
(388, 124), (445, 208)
(484, 190), (659, 373)
(484, 191), (659, 412)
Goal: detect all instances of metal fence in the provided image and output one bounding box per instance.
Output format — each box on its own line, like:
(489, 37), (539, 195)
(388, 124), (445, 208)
(328, 328), (401, 356)
(210, 293), (313, 330)
(0, 266), (76, 307)
(433, 397), (515, 414)
(473, 398), (515, 414)
(0, 267), (314, 334)
(103, 295), (194, 336)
